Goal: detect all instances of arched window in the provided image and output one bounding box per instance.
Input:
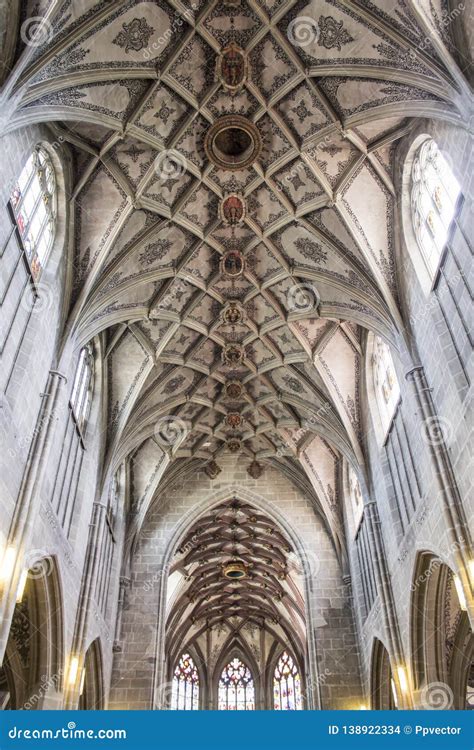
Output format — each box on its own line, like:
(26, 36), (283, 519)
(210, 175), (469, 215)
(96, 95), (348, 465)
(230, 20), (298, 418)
(9, 147), (56, 282)
(218, 657), (255, 710)
(273, 651), (302, 710)
(70, 345), (94, 432)
(348, 466), (364, 528)
(411, 138), (461, 281)
(171, 653), (199, 710)
(372, 336), (400, 437)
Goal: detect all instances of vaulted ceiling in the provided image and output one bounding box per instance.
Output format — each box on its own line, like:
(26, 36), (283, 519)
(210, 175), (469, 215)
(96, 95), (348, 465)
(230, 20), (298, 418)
(1, 0), (470, 559)
(166, 498), (306, 668)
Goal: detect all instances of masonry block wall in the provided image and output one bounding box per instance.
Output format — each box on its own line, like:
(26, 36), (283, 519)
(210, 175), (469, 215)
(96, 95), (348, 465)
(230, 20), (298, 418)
(350, 118), (473, 705)
(109, 456), (363, 710)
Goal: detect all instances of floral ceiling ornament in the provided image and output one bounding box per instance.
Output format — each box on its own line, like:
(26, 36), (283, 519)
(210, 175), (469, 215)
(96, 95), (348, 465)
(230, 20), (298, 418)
(216, 43), (248, 91)
(317, 15), (354, 51)
(221, 249), (245, 278)
(224, 380), (243, 399)
(221, 300), (246, 326)
(225, 412), (243, 429)
(112, 17), (155, 54)
(220, 193), (246, 226)
(222, 343), (245, 366)
(226, 438), (242, 453)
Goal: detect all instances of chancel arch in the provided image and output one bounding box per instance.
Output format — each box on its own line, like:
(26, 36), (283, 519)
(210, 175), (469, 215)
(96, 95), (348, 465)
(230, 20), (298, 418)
(411, 552), (473, 710)
(1, 556), (64, 710)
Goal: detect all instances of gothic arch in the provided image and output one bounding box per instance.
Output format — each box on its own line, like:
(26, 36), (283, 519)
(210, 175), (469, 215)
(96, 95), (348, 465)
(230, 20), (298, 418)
(410, 551), (473, 708)
(1, 555), (64, 709)
(212, 639), (260, 711)
(370, 638), (396, 710)
(79, 639), (104, 710)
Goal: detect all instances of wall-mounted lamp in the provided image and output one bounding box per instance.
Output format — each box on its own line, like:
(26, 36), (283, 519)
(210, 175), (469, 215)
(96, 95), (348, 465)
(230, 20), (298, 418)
(359, 704), (367, 710)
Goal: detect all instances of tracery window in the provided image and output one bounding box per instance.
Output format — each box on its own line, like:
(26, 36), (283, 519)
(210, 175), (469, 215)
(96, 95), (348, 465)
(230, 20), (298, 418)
(348, 466), (364, 527)
(171, 653), (199, 710)
(411, 138), (461, 281)
(273, 651), (302, 710)
(9, 147), (56, 283)
(218, 657), (255, 710)
(372, 336), (400, 437)
(70, 345), (94, 432)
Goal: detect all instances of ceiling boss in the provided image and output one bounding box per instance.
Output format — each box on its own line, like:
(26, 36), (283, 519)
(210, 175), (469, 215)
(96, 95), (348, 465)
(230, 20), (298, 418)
(216, 42), (248, 92)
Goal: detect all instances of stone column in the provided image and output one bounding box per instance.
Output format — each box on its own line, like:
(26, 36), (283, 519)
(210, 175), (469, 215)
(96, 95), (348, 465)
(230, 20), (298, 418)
(364, 501), (412, 708)
(0, 370), (66, 660)
(406, 365), (473, 621)
(64, 499), (107, 708)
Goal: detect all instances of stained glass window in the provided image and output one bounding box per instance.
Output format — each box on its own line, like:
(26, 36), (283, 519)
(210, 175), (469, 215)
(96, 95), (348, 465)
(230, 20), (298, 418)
(171, 653), (199, 710)
(411, 139), (461, 280)
(372, 336), (400, 437)
(348, 466), (364, 527)
(9, 147), (56, 283)
(218, 657), (255, 710)
(273, 651), (302, 710)
(70, 345), (94, 432)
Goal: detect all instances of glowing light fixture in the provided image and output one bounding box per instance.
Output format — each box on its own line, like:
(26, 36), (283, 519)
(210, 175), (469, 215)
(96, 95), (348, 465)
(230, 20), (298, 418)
(397, 666), (408, 693)
(79, 668), (86, 696)
(390, 678), (399, 708)
(359, 704), (367, 710)
(453, 574), (467, 611)
(16, 570), (28, 603)
(68, 657), (79, 686)
(0, 546), (16, 583)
